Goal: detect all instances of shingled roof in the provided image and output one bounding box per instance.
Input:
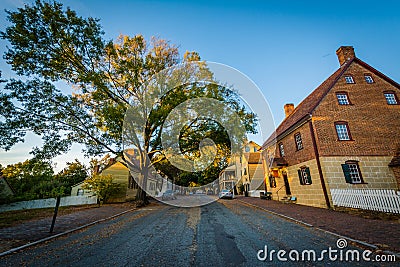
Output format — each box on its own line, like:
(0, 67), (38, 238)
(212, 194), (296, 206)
(261, 56), (400, 149)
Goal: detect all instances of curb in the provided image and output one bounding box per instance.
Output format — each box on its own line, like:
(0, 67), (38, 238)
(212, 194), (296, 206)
(237, 199), (400, 259)
(0, 208), (137, 257)
(237, 199), (313, 227)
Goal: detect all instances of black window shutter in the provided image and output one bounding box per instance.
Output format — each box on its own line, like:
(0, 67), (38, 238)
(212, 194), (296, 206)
(341, 164), (352, 183)
(305, 167), (312, 184)
(298, 169), (304, 185)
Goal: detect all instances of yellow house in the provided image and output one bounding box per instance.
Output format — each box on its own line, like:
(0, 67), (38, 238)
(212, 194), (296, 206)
(71, 160), (160, 202)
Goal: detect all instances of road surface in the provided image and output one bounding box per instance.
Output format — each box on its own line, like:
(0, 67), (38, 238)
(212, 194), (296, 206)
(1, 199), (395, 266)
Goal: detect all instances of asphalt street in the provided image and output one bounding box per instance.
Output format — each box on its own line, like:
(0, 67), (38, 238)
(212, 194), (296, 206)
(1, 200), (396, 267)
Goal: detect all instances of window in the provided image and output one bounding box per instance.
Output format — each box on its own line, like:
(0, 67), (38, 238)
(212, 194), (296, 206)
(364, 75), (374, 84)
(297, 167), (312, 185)
(149, 182), (155, 191)
(384, 91), (398, 105)
(344, 75), (355, 84)
(254, 147), (257, 152)
(335, 122), (352, 141)
(336, 92), (351, 105)
(269, 175), (277, 188)
(244, 168), (247, 175)
(294, 133), (303, 150)
(341, 161), (364, 184)
(77, 188), (84, 196)
(245, 146), (250, 152)
(278, 143), (285, 157)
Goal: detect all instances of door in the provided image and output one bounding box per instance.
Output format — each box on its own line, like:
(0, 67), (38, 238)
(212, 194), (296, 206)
(283, 172), (291, 195)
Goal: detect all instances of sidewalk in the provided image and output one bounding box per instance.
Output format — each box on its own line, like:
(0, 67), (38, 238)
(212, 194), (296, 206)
(237, 196), (400, 253)
(0, 203), (137, 254)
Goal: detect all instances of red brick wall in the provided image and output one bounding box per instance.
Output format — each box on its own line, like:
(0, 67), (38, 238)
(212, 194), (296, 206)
(391, 166), (400, 190)
(312, 61), (400, 156)
(273, 122), (316, 166)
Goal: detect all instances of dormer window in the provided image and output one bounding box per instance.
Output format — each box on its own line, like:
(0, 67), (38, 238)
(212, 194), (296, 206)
(336, 92), (351, 105)
(344, 75), (355, 84)
(278, 143), (285, 157)
(364, 75), (374, 84)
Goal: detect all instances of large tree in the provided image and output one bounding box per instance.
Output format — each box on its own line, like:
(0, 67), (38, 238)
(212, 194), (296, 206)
(1, 0), (256, 201)
(1, 159), (58, 201)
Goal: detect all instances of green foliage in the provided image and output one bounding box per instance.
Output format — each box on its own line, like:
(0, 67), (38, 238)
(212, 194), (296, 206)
(0, 158), (88, 203)
(1, 159), (58, 202)
(55, 159), (88, 194)
(82, 174), (121, 203)
(0, 0), (257, 199)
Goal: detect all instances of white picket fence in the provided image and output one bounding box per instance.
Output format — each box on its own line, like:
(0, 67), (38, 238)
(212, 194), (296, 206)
(331, 189), (400, 214)
(0, 195), (98, 212)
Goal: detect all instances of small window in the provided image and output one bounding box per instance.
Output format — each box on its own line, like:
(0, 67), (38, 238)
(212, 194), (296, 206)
(269, 175), (277, 188)
(344, 75), (355, 84)
(253, 147), (257, 152)
(364, 75), (374, 84)
(297, 167), (312, 185)
(245, 146), (250, 152)
(294, 133), (303, 150)
(278, 143), (285, 157)
(77, 188), (84, 196)
(341, 161), (364, 184)
(149, 182), (155, 191)
(244, 168), (247, 175)
(335, 122), (352, 141)
(336, 92), (351, 105)
(384, 91), (399, 105)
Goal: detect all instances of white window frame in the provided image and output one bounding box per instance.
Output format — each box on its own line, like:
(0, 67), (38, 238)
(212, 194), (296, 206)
(295, 133), (303, 150)
(384, 92), (398, 105)
(364, 75), (374, 84)
(279, 143), (285, 157)
(335, 123), (351, 141)
(336, 93), (350, 105)
(345, 75), (355, 84)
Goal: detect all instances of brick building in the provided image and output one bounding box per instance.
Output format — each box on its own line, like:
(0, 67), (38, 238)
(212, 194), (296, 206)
(261, 46), (400, 209)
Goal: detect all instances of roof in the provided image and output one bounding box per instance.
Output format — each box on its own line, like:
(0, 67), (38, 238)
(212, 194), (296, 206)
(247, 153), (262, 164)
(262, 57), (400, 149)
(0, 176), (16, 195)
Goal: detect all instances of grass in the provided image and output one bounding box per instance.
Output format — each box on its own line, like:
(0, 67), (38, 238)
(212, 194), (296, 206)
(0, 204), (97, 229)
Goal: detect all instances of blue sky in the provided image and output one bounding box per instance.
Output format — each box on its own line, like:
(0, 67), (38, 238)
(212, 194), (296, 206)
(1, 0), (399, 170)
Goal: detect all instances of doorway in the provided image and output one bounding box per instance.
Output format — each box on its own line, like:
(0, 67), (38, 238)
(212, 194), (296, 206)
(283, 172), (291, 195)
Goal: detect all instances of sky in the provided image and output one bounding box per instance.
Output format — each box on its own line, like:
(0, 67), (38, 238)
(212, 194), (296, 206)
(0, 0), (399, 171)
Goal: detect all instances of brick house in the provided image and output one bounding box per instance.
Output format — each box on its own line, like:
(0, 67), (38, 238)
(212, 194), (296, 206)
(261, 46), (400, 209)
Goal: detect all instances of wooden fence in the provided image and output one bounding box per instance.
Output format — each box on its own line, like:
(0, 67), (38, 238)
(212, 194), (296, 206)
(330, 189), (400, 214)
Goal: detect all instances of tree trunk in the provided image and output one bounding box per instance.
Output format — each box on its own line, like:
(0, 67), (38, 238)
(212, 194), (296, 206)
(136, 170), (149, 205)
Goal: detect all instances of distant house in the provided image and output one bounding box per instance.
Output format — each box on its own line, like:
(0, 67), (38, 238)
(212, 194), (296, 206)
(261, 46), (400, 209)
(70, 181), (93, 197)
(71, 158), (161, 202)
(219, 141), (264, 195)
(0, 176), (15, 201)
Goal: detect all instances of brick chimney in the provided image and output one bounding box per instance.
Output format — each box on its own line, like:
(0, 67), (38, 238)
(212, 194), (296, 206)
(284, 103), (295, 118)
(336, 46), (355, 66)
